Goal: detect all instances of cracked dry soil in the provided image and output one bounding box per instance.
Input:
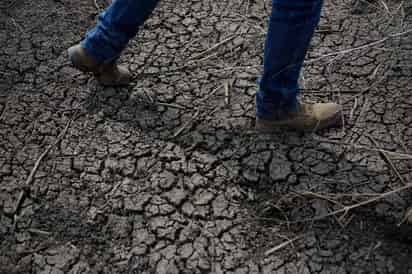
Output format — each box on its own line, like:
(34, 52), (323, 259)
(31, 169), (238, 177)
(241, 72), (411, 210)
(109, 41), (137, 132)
(1, 0), (412, 273)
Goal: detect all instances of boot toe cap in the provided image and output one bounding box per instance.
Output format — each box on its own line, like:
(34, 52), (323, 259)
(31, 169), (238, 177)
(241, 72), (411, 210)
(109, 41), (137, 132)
(314, 103), (342, 119)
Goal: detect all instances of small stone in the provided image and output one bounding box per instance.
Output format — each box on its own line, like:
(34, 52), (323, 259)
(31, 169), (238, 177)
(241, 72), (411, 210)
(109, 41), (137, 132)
(86, 206), (100, 223)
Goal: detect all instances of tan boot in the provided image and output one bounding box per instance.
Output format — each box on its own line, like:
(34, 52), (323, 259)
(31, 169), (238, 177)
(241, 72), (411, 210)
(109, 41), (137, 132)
(67, 44), (131, 86)
(256, 102), (342, 133)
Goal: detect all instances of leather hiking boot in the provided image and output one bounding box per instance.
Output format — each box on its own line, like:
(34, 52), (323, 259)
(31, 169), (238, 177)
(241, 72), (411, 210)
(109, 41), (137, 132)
(256, 102), (342, 133)
(68, 44), (131, 86)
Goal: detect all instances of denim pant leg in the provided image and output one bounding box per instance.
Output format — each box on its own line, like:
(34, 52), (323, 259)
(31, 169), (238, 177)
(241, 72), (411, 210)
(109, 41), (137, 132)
(256, 0), (323, 119)
(81, 0), (161, 63)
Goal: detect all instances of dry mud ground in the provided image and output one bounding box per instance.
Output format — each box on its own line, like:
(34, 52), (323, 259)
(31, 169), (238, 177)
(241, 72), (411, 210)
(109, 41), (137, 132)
(1, 0), (412, 273)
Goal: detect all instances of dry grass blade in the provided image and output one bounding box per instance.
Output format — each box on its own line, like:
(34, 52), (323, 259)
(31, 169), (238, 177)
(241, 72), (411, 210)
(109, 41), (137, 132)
(155, 102), (188, 110)
(265, 236), (302, 256)
(199, 85), (223, 103)
(189, 34), (237, 60)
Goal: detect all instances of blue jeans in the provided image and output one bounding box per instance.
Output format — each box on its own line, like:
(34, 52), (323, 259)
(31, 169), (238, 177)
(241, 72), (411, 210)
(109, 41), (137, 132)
(81, 0), (323, 118)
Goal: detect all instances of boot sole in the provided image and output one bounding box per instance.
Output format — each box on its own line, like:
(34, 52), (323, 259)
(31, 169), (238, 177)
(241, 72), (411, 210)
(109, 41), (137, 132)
(256, 110), (342, 133)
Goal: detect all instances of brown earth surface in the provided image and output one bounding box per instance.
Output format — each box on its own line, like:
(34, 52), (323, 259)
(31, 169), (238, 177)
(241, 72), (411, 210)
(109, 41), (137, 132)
(1, 0), (412, 273)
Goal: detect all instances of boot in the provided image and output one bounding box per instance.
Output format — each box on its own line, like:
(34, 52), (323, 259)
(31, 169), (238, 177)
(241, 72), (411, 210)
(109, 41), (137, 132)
(68, 44), (131, 86)
(256, 102), (342, 133)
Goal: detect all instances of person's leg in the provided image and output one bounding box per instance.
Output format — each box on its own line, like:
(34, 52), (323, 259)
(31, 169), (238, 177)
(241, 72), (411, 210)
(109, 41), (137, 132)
(81, 0), (161, 63)
(257, 0), (322, 118)
(68, 0), (160, 86)
(256, 0), (341, 131)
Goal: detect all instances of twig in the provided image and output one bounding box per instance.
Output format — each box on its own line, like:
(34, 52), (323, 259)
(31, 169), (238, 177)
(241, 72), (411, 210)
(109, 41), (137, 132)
(368, 135), (406, 185)
(349, 97), (358, 121)
(304, 192), (381, 198)
(211, 65), (260, 73)
(172, 110), (201, 138)
(27, 228), (52, 236)
(264, 236), (302, 256)
(10, 17), (23, 33)
(98, 180), (127, 210)
(198, 85), (223, 103)
(224, 80), (231, 105)
(379, 0), (390, 14)
(0, 0), (17, 10)
(0, 97), (10, 122)
(313, 136), (412, 160)
(12, 114), (76, 219)
(306, 29), (412, 64)
(189, 34), (238, 60)
(293, 183), (412, 224)
(299, 191), (344, 207)
(155, 102), (188, 110)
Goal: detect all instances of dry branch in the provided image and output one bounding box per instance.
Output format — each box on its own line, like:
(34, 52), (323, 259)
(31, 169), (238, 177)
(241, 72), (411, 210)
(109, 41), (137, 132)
(12, 113), (77, 222)
(294, 183), (412, 224)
